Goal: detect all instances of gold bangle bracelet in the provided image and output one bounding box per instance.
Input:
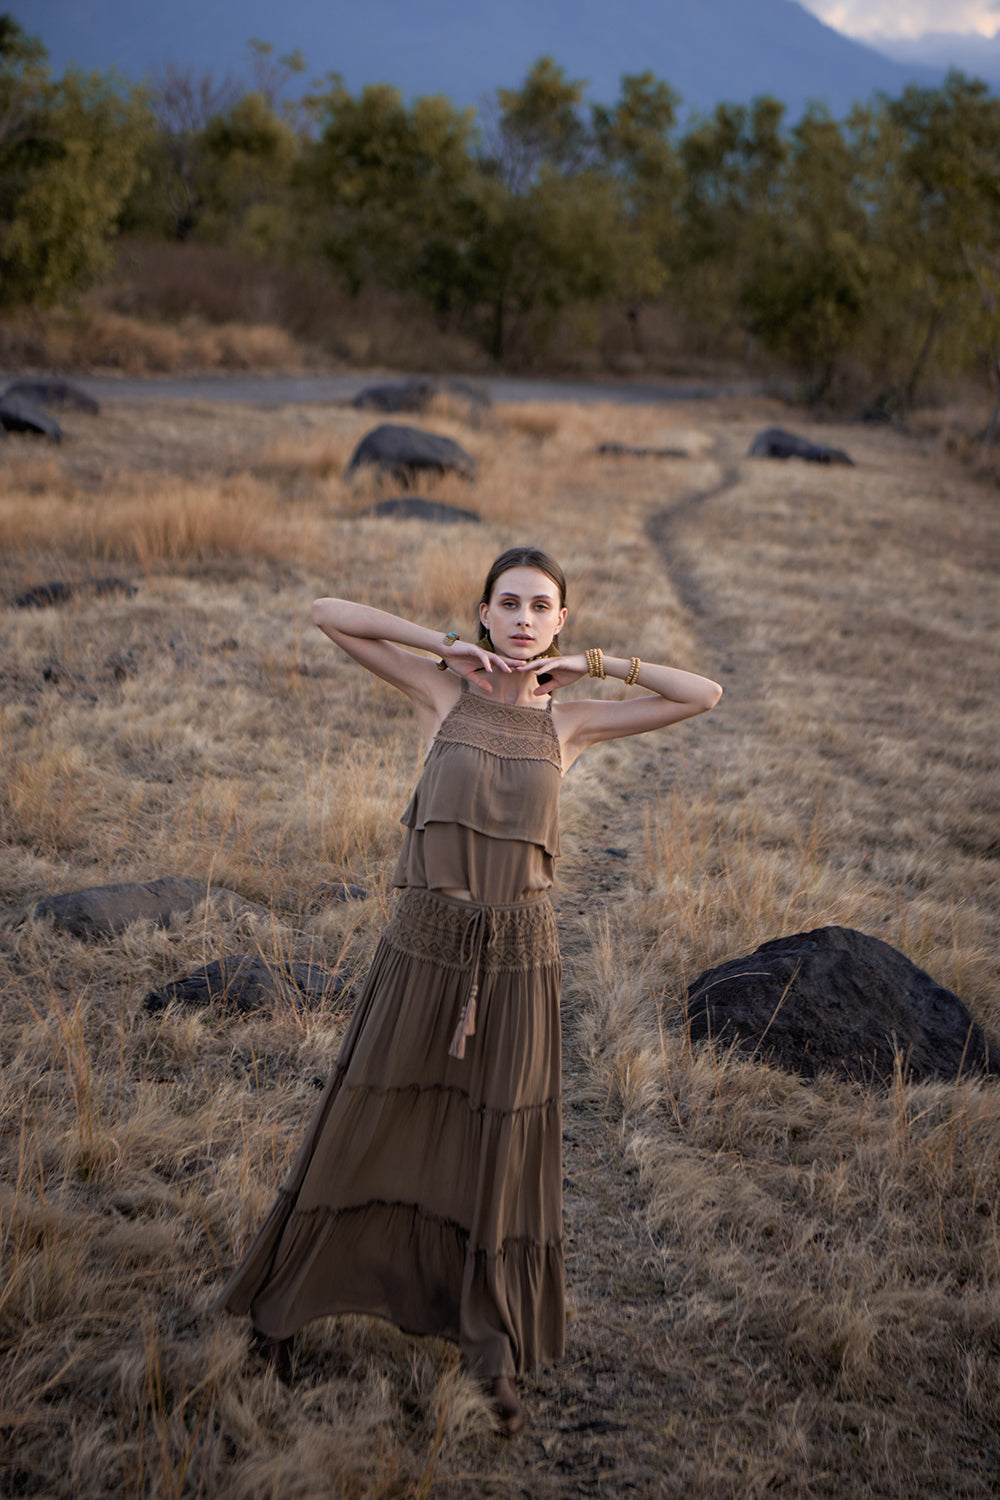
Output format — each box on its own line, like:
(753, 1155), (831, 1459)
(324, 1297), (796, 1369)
(625, 656), (641, 686)
(586, 647), (606, 680)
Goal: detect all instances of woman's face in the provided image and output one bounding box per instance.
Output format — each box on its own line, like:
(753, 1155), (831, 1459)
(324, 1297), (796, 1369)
(479, 566), (567, 661)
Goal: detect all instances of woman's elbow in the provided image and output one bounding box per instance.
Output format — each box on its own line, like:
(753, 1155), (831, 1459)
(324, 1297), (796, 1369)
(312, 597), (342, 632)
(700, 681), (723, 712)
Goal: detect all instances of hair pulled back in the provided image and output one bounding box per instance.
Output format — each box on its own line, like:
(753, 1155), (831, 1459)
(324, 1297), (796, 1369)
(478, 547), (567, 619)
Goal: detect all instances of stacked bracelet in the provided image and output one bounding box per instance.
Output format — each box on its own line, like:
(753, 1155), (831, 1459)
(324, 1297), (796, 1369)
(626, 656), (641, 686)
(586, 647), (606, 680)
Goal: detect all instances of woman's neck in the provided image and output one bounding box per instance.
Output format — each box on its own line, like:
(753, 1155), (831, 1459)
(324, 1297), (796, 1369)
(473, 667), (548, 708)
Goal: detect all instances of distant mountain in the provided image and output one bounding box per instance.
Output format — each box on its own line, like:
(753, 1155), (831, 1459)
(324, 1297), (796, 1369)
(25, 0), (947, 119)
(874, 31), (1000, 92)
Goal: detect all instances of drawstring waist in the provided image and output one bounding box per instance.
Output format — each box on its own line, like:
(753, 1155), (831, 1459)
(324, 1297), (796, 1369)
(382, 887), (559, 1062)
(449, 905), (488, 1059)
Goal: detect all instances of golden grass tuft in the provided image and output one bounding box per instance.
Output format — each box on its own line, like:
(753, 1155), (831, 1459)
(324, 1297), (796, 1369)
(0, 476), (335, 573)
(0, 307), (308, 375)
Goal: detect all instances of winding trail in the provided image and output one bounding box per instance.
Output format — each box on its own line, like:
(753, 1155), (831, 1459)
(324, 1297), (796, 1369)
(485, 441), (755, 1496)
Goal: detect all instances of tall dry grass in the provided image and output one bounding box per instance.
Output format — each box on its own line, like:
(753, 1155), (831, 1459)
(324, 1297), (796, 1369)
(1, 391), (998, 1496)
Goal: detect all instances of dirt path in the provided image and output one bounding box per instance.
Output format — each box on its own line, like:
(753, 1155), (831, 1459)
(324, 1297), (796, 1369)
(480, 444), (752, 1496)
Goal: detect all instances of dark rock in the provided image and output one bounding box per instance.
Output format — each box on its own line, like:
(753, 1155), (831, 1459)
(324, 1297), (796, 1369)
(686, 925), (999, 1085)
(315, 882), (369, 903)
(748, 427), (853, 465)
(0, 394), (63, 440)
(12, 577), (137, 610)
(345, 424), (477, 486)
(352, 377), (490, 416)
(4, 378), (99, 414)
(144, 955), (348, 1016)
(11, 877), (265, 940)
(595, 442), (689, 459)
(605, 847), (629, 859)
(363, 497), (481, 524)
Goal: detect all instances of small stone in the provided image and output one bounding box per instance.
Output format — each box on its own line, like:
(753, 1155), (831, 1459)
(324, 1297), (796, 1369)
(363, 497), (480, 524)
(748, 427), (853, 465)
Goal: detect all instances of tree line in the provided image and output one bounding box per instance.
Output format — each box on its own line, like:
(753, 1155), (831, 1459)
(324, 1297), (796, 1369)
(4, 13), (1000, 413)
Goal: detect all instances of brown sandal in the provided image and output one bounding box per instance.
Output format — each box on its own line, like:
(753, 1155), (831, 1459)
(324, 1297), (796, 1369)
(488, 1376), (525, 1436)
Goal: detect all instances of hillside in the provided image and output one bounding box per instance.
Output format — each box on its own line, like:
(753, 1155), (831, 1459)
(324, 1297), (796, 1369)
(27, 0), (944, 117)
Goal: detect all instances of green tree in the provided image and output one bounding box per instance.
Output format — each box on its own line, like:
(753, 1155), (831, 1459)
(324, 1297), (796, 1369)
(466, 59), (646, 361)
(126, 42), (306, 244)
(591, 72), (681, 340)
(674, 95), (787, 346)
(134, 62), (242, 239)
(741, 107), (872, 396)
(887, 72), (1000, 431)
(593, 73), (680, 227)
(197, 91), (300, 253)
(0, 16), (150, 307)
(487, 54), (592, 191)
(299, 78), (479, 303)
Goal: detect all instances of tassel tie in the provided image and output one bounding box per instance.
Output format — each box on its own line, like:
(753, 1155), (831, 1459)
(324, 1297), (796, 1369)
(448, 905), (491, 1060)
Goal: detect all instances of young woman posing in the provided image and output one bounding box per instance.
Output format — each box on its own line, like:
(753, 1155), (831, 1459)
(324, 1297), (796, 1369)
(219, 546), (722, 1435)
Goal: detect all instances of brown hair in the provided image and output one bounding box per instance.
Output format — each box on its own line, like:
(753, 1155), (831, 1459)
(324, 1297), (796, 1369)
(477, 547), (567, 617)
(476, 547), (567, 660)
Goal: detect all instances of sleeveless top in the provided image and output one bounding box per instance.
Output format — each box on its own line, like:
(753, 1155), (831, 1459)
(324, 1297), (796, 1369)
(392, 685), (563, 903)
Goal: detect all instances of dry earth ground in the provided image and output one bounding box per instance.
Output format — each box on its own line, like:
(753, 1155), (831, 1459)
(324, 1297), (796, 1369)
(0, 391), (998, 1498)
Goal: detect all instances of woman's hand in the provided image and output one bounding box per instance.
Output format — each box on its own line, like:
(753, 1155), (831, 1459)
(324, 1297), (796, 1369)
(440, 638), (513, 690)
(515, 653), (589, 694)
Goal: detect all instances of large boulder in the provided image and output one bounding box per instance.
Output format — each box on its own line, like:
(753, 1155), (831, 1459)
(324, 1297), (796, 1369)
(685, 926), (999, 1085)
(345, 424), (477, 486)
(352, 377), (490, 417)
(0, 394), (63, 440)
(363, 496), (481, 524)
(3, 378), (99, 414)
(144, 955), (349, 1016)
(10, 878), (265, 940)
(749, 427), (853, 465)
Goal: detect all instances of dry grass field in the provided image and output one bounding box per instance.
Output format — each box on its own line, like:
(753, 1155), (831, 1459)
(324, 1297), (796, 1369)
(1, 385), (998, 1498)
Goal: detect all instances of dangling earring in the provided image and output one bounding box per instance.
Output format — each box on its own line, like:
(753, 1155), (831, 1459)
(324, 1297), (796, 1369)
(541, 633), (562, 659)
(477, 629), (496, 652)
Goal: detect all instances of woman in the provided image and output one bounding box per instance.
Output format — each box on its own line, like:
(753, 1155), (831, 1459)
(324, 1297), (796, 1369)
(219, 546), (721, 1435)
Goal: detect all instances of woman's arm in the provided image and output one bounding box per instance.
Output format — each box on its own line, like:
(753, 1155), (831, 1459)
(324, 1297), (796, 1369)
(312, 598), (512, 719)
(524, 650), (722, 769)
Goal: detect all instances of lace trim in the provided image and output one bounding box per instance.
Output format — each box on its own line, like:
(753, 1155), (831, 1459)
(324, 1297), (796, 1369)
(435, 692), (563, 771)
(384, 888), (560, 972)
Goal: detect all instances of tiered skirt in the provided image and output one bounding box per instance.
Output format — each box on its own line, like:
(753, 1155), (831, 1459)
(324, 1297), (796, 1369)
(219, 887), (564, 1377)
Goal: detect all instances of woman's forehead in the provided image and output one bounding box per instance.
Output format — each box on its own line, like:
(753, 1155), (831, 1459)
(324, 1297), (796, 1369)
(491, 566), (561, 599)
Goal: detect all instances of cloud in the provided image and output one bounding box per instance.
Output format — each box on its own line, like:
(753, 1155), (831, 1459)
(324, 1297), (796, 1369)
(800, 0), (1000, 41)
